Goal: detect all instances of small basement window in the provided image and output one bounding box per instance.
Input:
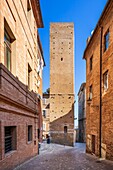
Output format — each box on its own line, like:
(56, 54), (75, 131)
(5, 126), (16, 154)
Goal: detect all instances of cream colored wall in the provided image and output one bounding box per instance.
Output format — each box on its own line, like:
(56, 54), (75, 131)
(0, 0), (43, 94)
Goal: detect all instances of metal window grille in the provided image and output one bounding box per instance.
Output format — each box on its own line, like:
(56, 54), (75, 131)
(5, 126), (16, 154)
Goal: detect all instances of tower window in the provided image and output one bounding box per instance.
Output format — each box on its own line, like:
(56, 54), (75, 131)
(64, 126), (67, 133)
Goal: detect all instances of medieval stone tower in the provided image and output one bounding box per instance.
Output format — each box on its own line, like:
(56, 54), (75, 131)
(50, 23), (75, 146)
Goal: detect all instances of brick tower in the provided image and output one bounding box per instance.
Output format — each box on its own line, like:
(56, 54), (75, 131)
(50, 23), (75, 146)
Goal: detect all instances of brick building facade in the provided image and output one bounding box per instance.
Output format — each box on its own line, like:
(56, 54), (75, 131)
(0, 0), (45, 169)
(50, 23), (75, 146)
(78, 83), (86, 143)
(83, 0), (113, 160)
(42, 93), (50, 139)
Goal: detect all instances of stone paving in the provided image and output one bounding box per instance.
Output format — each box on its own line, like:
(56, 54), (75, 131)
(14, 142), (113, 170)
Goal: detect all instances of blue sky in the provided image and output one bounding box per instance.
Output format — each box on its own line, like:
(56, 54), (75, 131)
(38, 0), (108, 126)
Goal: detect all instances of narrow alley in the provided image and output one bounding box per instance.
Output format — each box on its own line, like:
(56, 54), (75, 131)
(14, 143), (113, 170)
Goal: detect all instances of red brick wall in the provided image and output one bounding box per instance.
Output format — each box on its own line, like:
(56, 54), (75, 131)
(84, 0), (113, 160)
(0, 64), (39, 170)
(0, 112), (38, 170)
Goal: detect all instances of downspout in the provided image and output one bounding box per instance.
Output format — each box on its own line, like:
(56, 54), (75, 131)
(99, 25), (103, 158)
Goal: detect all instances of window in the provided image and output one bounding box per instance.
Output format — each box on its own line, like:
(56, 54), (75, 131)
(28, 64), (32, 90)
(92, 135), (95, 154)
(89, 85), (92, 100)
(64, 126), (67, 134)
(27, 0), (31, 21)
(28, 125), (32, 142)
(90, 56), (93, 71)
(4, 126), (16, 154)
(61, 57), (63, 61)
(4, 19), (16, 73)
(103, 71), (108, 91)
(43, 123), (46, 131)
(37, 129), (40, 139)
(104, 30), (109, 51)
(43, 110), (46, 118)
(43, 98), (46, 105)
(4, 30), (11, 71)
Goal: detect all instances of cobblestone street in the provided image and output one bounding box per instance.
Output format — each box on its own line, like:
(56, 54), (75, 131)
(14, 142), (113, 170)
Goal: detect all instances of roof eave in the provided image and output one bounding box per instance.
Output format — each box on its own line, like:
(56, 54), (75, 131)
(83, 0), (110, 60)
(31, 0), (44, 28)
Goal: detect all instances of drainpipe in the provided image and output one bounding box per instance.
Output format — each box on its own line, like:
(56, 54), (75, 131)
(99, 25), (103, 158)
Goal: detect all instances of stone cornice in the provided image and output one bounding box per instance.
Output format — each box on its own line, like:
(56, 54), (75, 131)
(0, 63), (40, 115)
(0, 93), (38, 115)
